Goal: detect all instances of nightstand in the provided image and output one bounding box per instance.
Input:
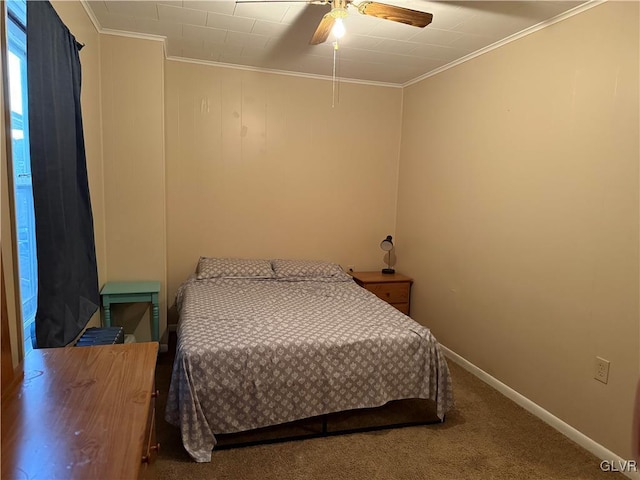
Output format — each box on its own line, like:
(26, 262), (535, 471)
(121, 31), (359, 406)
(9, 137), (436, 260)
(100, 281), (160, 342)
(351, 271), (413, 315)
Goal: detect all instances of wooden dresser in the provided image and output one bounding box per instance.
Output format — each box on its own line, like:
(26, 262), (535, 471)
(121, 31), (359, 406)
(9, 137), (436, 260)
(351, 271), (413, 315)
(1, 342), (159, 480)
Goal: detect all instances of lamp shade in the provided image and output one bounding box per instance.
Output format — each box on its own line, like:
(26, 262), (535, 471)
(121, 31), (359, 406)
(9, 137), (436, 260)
(380, 235), (394, 252)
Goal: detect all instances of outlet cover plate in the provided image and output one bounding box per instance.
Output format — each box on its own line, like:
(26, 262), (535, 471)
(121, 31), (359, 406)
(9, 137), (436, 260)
(594, 357), (610, 384)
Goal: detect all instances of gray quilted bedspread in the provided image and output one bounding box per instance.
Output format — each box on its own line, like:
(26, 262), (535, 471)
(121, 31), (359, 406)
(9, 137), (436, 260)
(165, 276), (454, 462)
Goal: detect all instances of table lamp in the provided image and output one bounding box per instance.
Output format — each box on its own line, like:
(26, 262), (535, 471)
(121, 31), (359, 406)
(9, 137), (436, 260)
(380, 235), (395, 274)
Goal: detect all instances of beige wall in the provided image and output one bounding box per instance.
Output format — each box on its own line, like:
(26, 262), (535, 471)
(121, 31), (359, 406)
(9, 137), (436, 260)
(396, 1), (639, 459)
(165, 61), (402, 302)
(100, 35), (167, 343)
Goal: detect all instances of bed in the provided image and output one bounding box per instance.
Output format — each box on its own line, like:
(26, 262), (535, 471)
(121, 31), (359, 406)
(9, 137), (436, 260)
(165, 258), (454, 462)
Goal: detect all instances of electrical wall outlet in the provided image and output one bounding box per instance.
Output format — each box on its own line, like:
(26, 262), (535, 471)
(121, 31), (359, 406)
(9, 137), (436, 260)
(594, 357), (610, 384)
(347, 265), (355, 273)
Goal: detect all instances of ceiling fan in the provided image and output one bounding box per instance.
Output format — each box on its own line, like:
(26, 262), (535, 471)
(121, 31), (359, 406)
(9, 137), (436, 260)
(308, 0), (433, 45)
(237, 0), (433, 45)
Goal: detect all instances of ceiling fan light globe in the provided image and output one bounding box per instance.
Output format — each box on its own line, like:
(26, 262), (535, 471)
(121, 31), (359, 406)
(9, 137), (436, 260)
(332, 18), (346, 38)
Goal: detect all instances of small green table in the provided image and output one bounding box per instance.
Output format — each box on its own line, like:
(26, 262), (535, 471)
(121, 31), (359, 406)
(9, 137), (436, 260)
(100, 281), (160, 342)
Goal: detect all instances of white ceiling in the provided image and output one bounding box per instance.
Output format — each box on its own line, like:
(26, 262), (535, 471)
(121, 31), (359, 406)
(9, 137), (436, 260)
(84, 0), (591, 86)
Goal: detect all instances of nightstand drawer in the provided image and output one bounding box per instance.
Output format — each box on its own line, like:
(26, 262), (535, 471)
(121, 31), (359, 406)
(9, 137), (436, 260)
(365, 282), (410, 304)
(351, 271), (413, 316)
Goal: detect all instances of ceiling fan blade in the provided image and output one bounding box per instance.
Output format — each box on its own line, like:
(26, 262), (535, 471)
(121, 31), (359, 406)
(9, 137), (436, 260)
(357, 2), (433, 28)
(309, 13), (335, 45)
(235, 1), (328, 4)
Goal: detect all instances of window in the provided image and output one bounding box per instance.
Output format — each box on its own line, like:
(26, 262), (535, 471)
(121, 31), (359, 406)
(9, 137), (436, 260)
(6, 0), (37, 354)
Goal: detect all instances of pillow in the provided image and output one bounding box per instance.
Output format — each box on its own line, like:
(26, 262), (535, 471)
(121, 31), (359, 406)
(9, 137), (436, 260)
(271, 259), (351, 281)
(196, 257), (274, 280)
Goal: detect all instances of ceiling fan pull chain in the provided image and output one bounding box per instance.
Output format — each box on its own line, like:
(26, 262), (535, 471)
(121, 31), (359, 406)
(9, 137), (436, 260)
(332, 40), (340, 108)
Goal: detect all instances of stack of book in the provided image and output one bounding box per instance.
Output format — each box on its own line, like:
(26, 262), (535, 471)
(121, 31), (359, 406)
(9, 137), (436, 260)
(75, 326), (125, 347)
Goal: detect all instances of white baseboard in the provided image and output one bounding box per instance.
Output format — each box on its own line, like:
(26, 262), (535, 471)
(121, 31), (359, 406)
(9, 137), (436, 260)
(441, 345), (640, 480)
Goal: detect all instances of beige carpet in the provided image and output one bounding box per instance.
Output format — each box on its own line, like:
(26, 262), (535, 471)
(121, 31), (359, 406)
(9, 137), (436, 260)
(154, 338), (620, 480)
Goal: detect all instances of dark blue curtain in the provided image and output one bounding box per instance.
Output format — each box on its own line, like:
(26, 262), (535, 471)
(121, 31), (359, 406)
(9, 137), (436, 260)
(27, 1), (99, 348)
